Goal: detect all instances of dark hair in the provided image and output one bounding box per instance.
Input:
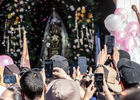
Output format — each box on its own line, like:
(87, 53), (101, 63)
(121, 77), (139, 89)
(7, 85), (25, 100)
(19, 67), (30, 76)
(20, 70), (44, 99)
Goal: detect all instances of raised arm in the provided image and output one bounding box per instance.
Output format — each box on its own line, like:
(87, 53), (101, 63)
(132, 5), (140, 24)
(96, 45), (109, 73)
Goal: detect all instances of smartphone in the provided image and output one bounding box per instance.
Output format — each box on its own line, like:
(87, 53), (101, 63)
(44, 59), (53, 78)
(78, 57), (87, 74)
(105, 35), (114, 55)
(94, 73), (103, 92)
(3, 75), (16, 84)
(69, 62), (78, 76)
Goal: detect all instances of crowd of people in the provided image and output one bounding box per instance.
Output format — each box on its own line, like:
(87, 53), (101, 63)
(0, 45), (140, 100)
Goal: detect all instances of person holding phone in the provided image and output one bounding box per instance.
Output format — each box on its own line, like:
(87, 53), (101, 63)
(112, 47), (140, 98)
(70, 63), (114, 100)
(3, 64), (20, 88)
(45, 55), (70, 85)
(95, 45), (116, 100)
(83, 78), (114, 100)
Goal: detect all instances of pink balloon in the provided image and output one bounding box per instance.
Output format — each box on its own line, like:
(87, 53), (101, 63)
(0, 55), (14, 68)
(114, 8), (128, 22)
(125, 22), (140, 37)
(114, 30), (127, 44)
(122, 36), (137, 52)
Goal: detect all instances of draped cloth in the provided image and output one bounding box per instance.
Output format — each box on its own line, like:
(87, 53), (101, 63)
(116, 0), (140, 64)
(20, 31), (31, 69)
(116, 0), (140, 23)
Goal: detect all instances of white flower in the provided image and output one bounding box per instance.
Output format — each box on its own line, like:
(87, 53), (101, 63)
(82, 24), (85, 28)
(46, 42), (50, 47)
(20, 1), (24, 4)
(90, 39), (93, 43)
(86, 49), (90, 52)
(84, 44), (88, 48)
(70, 5), (75, 11)
(73, 45), (76, 49)
(74, 39), (78, 43)
(74, 57), (77, 60)
(20, 8), (24, 12)
(68, 15), (72, 18)
(19, 15), (23, 19)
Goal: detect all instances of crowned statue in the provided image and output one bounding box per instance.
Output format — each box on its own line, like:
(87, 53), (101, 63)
(37, 8), (69, 66)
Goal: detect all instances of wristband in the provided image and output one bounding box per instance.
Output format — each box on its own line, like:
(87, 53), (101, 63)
(74, 79), (80, 83)
(96, 64), (104, 68)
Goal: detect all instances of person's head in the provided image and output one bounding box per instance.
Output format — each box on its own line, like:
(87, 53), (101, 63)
(106, 49), (131, 68)
(20, 70), (45, 100)
(118, 49), (131, 60)
(45, 55), (69, 85)
(4, 64), (20, 75)
(0, 85), (25, 100)
(47, 79), (80, 100)
(50, 55), (69, 73)
(3, 64), (20, 88)
(120, 76), (140, 89)
(118, 58), (140, 90)
(19, 67), (30, 76)
(104, 65), (122, 93)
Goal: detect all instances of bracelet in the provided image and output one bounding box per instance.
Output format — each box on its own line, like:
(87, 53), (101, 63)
(74, 79), (80, 83)
(96, 64), (104, 68)
(87, 74), (94, 79)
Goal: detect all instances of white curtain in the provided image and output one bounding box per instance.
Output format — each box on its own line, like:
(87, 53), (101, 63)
(116, 0), (140, 23)
(116, 0), (140, 64)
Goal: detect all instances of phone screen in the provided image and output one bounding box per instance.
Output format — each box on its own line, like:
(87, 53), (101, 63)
(94, 73), (103, 92)
(44, 59), (53, 78)
(70, 62), (78, 76)
(105, 35), (114, 55)
(3, 75), (16, 84)
(78, 57), (87, 74)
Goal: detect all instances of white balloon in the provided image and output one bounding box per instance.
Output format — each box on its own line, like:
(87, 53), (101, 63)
(104, 14), (123, 32)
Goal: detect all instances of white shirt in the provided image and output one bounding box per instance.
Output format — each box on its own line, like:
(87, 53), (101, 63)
(0, 85), (6, 96)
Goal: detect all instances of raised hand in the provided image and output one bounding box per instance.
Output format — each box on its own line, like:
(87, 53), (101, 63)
(83, 80), (96, 100)
(53, 67), (72, 80)
(72, 67), (76, 80)
(132, 5), (138, 12)
(40, 68), (46, 84)
(112, 47), (120, 68)
(97, 45), (110, 65)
